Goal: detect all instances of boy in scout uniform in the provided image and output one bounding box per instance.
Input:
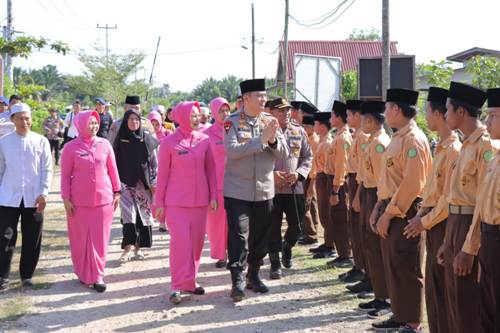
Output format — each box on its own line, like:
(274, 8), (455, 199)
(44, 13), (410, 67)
(223, 79), (289, 302)
(403, 87), (461, 333)
(371, 88), (432, 332)
(460, 88), (500, 333)
(340, 100), (370, 281)
(268, 98), (313, 279)
(324, 101), (353, 267)
(355, 101), (392, 317)
(437, 82), (497, 333)
(309, 112), (334, 257)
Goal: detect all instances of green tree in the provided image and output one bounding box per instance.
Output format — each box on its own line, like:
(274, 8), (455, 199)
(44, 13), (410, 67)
(0, 36), (69, 58)
(465, 55), (500, 90)
(348, 28), (381, 41)
(417, 60), (454, 88)
(341, 70), (357, 100)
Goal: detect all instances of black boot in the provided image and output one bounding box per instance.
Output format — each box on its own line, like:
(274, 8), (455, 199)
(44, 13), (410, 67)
(281, 242), (293, 269)
(269, 253), (282, 280)
(230, 269), (245, 302)
(246, 265), (269, 293)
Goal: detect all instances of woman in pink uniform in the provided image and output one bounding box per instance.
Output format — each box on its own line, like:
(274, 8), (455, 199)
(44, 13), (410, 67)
(147, 110), (170, 140)
(203, 97), (231, 268)
(155, 101), (217, 304)
(61, 110), (121, 293)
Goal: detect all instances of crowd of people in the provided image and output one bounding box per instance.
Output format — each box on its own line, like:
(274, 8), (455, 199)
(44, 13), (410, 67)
(0, 78), (498, 333)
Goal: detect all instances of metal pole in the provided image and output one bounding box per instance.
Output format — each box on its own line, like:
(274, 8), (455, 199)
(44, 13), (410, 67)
(282, 0), (289, 96)
(97, 24), (117, 65)
(145, 36), (162, 103)
(381, 0), (390, 100)
(251, 3), (255, 79)
(5, 0), (13, 80)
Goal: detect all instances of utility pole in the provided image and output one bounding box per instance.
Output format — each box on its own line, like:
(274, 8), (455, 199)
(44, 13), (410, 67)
(3, 0), (13, 81)
(381, 0), (390, 100)
(251, 3), (255, 79)
(145, 36), (161, 103)
(97, 24), (117, 64)
(282, 0), (289, 96)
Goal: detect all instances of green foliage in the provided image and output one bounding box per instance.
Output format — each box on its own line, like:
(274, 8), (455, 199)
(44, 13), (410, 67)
(341, 70), (358, 101)
(348, 28), (381, 41)
(0, 37), (69, 58)
(417, 60), (454, 88)
(465, 56), (500, 90)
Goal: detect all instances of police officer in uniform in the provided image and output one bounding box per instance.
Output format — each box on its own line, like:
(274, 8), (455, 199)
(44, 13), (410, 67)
(223, 79), (289, 302)
(267, 98), (313, 279)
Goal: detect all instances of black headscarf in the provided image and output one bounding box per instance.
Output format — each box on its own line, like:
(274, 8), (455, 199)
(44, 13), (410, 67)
(113, 110), (159, 189)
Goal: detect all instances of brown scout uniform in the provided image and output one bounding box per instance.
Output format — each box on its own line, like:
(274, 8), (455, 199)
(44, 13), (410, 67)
(303, 132), (321, 241)
(314, 133), (333, 248)
(377, 120), (432, 324)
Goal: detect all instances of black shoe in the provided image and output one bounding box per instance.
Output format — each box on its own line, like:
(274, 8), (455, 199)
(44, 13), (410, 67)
(309, 244), (326, 253)
(326, 257), (353, 268)
(312, 248), (335, 259)
(358, 298), (379, 311)
(246, 265), (269, 293)
(269, 253), (282, 280)
(399, 325), (423, 333)
(93, 283), (106, 293)
(371, 316), (404, 330)
(21, 279), (34, 288)
(281, 243), (292, 269)
(358, 290), (375, 299)
(298, 237), (318, 245)
(367, 300), (391, 318)
(192, 286), (205, 295)
(339, 268), (364, 283)
(346, 279), (372, 293)
(230, 270), (245, 302)
(159, 227), (168, 233)
(215, 260), (227, 268)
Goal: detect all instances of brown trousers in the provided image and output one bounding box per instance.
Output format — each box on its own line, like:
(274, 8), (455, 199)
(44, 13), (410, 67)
(444, 214), (480, 333)
(379, 199), (424, 323)
(329, 179), (350, 258)
(302, 177), (320, 240)
(315, 173), (334, 248)
(346, 173), (365, 270)
(478, 227), (500, 333)
(425, 219), (449, 333)
(360, 186), (388, 300)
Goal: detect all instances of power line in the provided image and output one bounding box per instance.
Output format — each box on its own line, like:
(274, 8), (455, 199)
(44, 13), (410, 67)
(289, 0), (348, 27)
(60, 0), (95, 30)
(34, 0), (88, 31)
(290, 0), (356, 30)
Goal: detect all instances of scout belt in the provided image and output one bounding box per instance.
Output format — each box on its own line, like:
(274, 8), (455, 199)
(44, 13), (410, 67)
(449, 204), (475, 215)
(480, 222), (500, 235)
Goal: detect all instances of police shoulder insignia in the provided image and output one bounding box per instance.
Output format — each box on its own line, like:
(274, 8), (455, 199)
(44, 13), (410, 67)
(483, 150), (493, 162)
(407, 147), (417, 158)
(343, 142), (350, 151)
(376, 144), (385, 153)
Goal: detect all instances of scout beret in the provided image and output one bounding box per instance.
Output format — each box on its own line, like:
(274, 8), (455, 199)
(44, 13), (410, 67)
(427, 87), (448, 106)
(301, 102), (318, 114)
(125, 95), (141, 105)
(386, 88), (419, 106)
(346, 100), (363, 111)
(302, 115), (315, 125)
(332, 100), (347, 117)
(267, 97), (291, 109)
(448, 81), (486, 109)
(487, 88), (500, 108)
(361, 101), (386, 115)
(239, 79), (266, 95)
(314, 112), (331, 122)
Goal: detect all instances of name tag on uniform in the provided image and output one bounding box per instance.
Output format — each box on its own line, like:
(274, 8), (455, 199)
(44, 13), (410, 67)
(178, 150), (189, 155)
(79, 153), (89, 157)
(120, 139), (130, 143)
(216, 141), (224, 145)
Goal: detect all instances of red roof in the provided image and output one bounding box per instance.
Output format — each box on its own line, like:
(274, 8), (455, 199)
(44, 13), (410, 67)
(278, 40), (399, 81)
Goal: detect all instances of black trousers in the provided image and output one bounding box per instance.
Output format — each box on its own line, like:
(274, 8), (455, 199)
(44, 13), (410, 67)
(268, 193), (306, 253)
(0, 202), (43, 280)
(224, 197), (273, 272)
(48, 139), (61, 164)
(121, 214), (152, 249)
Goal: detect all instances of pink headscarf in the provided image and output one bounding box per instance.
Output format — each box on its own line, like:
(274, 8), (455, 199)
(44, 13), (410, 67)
(147, 111), (166, 139)
(172, 101), (200, 136)
(74, 110), (100, 143)
(209, 97), (230, 126)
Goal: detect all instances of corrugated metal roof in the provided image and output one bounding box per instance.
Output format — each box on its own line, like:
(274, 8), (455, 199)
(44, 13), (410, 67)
(277, 40), (399, 81)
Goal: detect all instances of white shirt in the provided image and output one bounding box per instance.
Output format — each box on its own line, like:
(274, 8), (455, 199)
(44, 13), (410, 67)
(0, 111), (14, 138)
(63, 111), (79, 138)
(0, 131), (52, 208)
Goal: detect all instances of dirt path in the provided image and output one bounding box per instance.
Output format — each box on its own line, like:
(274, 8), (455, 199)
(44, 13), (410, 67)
(0, 169), (374, 332)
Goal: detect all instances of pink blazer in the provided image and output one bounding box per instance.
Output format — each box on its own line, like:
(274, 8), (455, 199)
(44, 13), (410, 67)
(61, 137), (121, 207)
(203, 123), (225, 192)
(155, 130), (217, 208)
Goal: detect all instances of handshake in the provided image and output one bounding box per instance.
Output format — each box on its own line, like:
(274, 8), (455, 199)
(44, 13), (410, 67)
(260, 117), (279, 145)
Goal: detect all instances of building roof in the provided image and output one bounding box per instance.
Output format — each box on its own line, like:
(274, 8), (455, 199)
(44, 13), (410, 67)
(446, 47), (500, 63)
(277, 40), (399, 82)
